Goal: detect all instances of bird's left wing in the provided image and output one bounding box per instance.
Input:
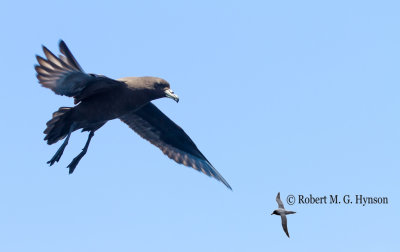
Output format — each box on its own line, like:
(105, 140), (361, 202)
(281, 214), (290, 238)
(119, 102), (231, 190)
(276, 192), (285, 209)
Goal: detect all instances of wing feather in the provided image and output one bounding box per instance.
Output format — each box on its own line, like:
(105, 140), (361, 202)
(59, 40), (83, 71)
(42, 46), (65, 69)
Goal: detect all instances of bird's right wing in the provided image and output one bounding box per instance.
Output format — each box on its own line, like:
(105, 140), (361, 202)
(119, 102), (231, 189)
(281, 214), (290, 238)
(35, 40), (124, 103)
(276, 192), (285, 209)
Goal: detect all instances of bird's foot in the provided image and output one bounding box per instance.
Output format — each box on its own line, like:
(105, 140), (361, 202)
(66, 152), (85, 174)
(47, 145), (66, 166)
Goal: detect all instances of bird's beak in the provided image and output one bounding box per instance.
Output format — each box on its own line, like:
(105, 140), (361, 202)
(165, 89), (179, 103)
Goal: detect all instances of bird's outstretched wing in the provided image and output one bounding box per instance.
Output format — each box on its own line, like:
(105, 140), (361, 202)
(281, 214), (290, 238)
(276, 192), (285, 209)
(35, 40), (124, 103)
(119, 102), (231, 189)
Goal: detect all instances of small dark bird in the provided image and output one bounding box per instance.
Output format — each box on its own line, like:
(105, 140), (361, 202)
(35, 40), (231, 189)
(271, 192), (296, 238)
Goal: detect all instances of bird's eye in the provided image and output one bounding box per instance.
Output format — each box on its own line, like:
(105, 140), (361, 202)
(155, 83), (164, 89)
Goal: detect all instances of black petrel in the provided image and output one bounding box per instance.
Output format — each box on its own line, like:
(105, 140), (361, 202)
(34, 40), (231, 189)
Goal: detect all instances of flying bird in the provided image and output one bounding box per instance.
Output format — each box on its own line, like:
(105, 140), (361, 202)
(34, 40), (231, 189)
(271, 192), (296, 238)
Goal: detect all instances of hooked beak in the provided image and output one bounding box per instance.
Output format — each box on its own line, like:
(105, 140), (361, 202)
(165, 89), (179, 103)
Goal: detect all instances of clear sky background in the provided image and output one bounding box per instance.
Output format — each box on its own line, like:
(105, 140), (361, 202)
(0, 0), (399, 251)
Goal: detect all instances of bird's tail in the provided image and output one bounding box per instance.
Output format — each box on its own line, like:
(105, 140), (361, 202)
(44, 107), (73, 145)
(286, 211), (296, 215)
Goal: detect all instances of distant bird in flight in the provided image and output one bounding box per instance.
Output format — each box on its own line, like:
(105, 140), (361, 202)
(271, 192), (296, 237)
(34, 40), (231, 189)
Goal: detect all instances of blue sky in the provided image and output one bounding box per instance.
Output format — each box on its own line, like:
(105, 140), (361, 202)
(0, 0), (399, 251)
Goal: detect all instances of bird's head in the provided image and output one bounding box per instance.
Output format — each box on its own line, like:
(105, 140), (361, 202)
(271, 210), (278, 215)
(118, 77), (179, 103)
(153, 78), (179, 103)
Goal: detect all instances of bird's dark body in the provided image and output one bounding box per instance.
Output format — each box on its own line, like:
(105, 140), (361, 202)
(72, 78), (164, 123)
(35, 40), (231, 189)
(72, 87), (144, 123)
(48, 78), (167, 141)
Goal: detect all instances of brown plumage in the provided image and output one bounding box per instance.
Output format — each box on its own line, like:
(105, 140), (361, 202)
(35, 40), (231, 190)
